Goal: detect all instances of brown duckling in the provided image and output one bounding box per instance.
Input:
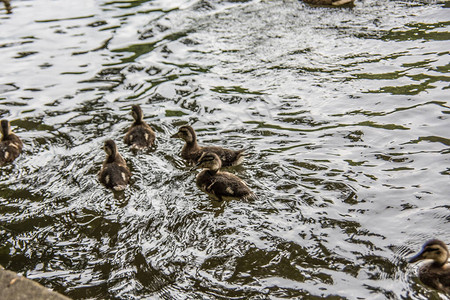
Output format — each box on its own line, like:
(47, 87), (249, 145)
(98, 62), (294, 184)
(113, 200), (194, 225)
(195, 152), (254, 201)
(2, 0), (12, 14)
(303, 0), (354, 6)
(409, 239), (450, 294)
(171, 125), (245, 167)
(124, 104), (156, 150)
(0, 120), (23, 166)
(98, 139), (131, 191)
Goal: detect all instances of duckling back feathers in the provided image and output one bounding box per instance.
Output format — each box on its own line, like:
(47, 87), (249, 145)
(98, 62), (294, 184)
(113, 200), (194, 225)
(99, 139), (131, 191)
(0, 120), (23, 166)
(195, 152), (254, 201)
(124, 104), (156, 150)
(99, 163), (130, 191)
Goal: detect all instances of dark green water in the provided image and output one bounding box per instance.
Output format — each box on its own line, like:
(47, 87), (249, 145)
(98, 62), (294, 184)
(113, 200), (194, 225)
(0, 0), (449, 299)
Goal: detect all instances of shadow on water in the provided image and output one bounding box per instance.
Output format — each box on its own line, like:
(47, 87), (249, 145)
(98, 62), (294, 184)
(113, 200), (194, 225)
(0, 0), (449, 299)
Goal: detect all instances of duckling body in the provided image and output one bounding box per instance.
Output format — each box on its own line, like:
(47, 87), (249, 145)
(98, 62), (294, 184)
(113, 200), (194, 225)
(303, 0), (354, 6)
(195, 152), (254, 201)
(0, 120), (23, 166)
(98, 140), (131, 191)
(409, 239), (450, 294)
(171, 125), (245, 167)
(2, 0), (12, 14)
(124, 104), (156, 150)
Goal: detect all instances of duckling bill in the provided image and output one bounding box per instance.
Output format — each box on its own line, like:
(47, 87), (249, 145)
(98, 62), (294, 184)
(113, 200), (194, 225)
(98, 140), (131, 191)
(195, 152), (254, 202)
(124, 104), (156, 150)
(409, 239), (450, 294)
(0, 120), (23, 166)
(171, 125), (245, 167)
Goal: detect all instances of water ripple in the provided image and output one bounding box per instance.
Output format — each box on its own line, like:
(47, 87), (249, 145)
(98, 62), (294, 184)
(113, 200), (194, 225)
(0, 0), (449, 299)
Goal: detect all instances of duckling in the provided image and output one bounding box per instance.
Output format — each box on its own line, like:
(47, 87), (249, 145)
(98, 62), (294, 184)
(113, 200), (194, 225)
(409, 239), (450, 294)
(0, 120), (23, 166)
(171, 125), (245, 167)
(2, 0), (12, 14)
(124, 104), (156, 150)
(302, 0), (354, 6)
(98, 139), (131, 191)
(195, 152), (254, 201)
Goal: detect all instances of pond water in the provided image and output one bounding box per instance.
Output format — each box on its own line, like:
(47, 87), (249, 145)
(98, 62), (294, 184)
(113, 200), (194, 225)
(0, 0), (449, 299)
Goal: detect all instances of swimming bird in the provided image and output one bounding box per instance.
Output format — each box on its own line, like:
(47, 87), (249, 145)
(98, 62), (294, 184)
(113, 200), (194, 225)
(171, 125), (245, 167)
(195, 152), (254, 201)
(302, 0), (354, 6)
(124, 104), (156, 150)
(1, 0), (12, 14)
(409, 239), (450, 294)
(98, 139), (131, 191)
(0, 120), (23, 166)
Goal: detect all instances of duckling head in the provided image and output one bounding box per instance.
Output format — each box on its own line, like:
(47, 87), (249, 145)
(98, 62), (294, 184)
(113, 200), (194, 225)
(0, 120), (11, 137)
(171, 125), (196, 143)
(195, 152), (222, 171)
(409, 239), (449, 266)
(103, 139), (118, 157)
(131, 104), (144, 124)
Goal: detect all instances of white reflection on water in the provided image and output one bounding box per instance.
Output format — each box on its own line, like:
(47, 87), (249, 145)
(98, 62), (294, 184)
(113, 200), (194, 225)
(0, 0), (449, 299)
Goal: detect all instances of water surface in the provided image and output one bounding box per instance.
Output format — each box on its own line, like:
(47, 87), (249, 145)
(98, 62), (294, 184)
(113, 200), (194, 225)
(0, 0), (449, 299)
